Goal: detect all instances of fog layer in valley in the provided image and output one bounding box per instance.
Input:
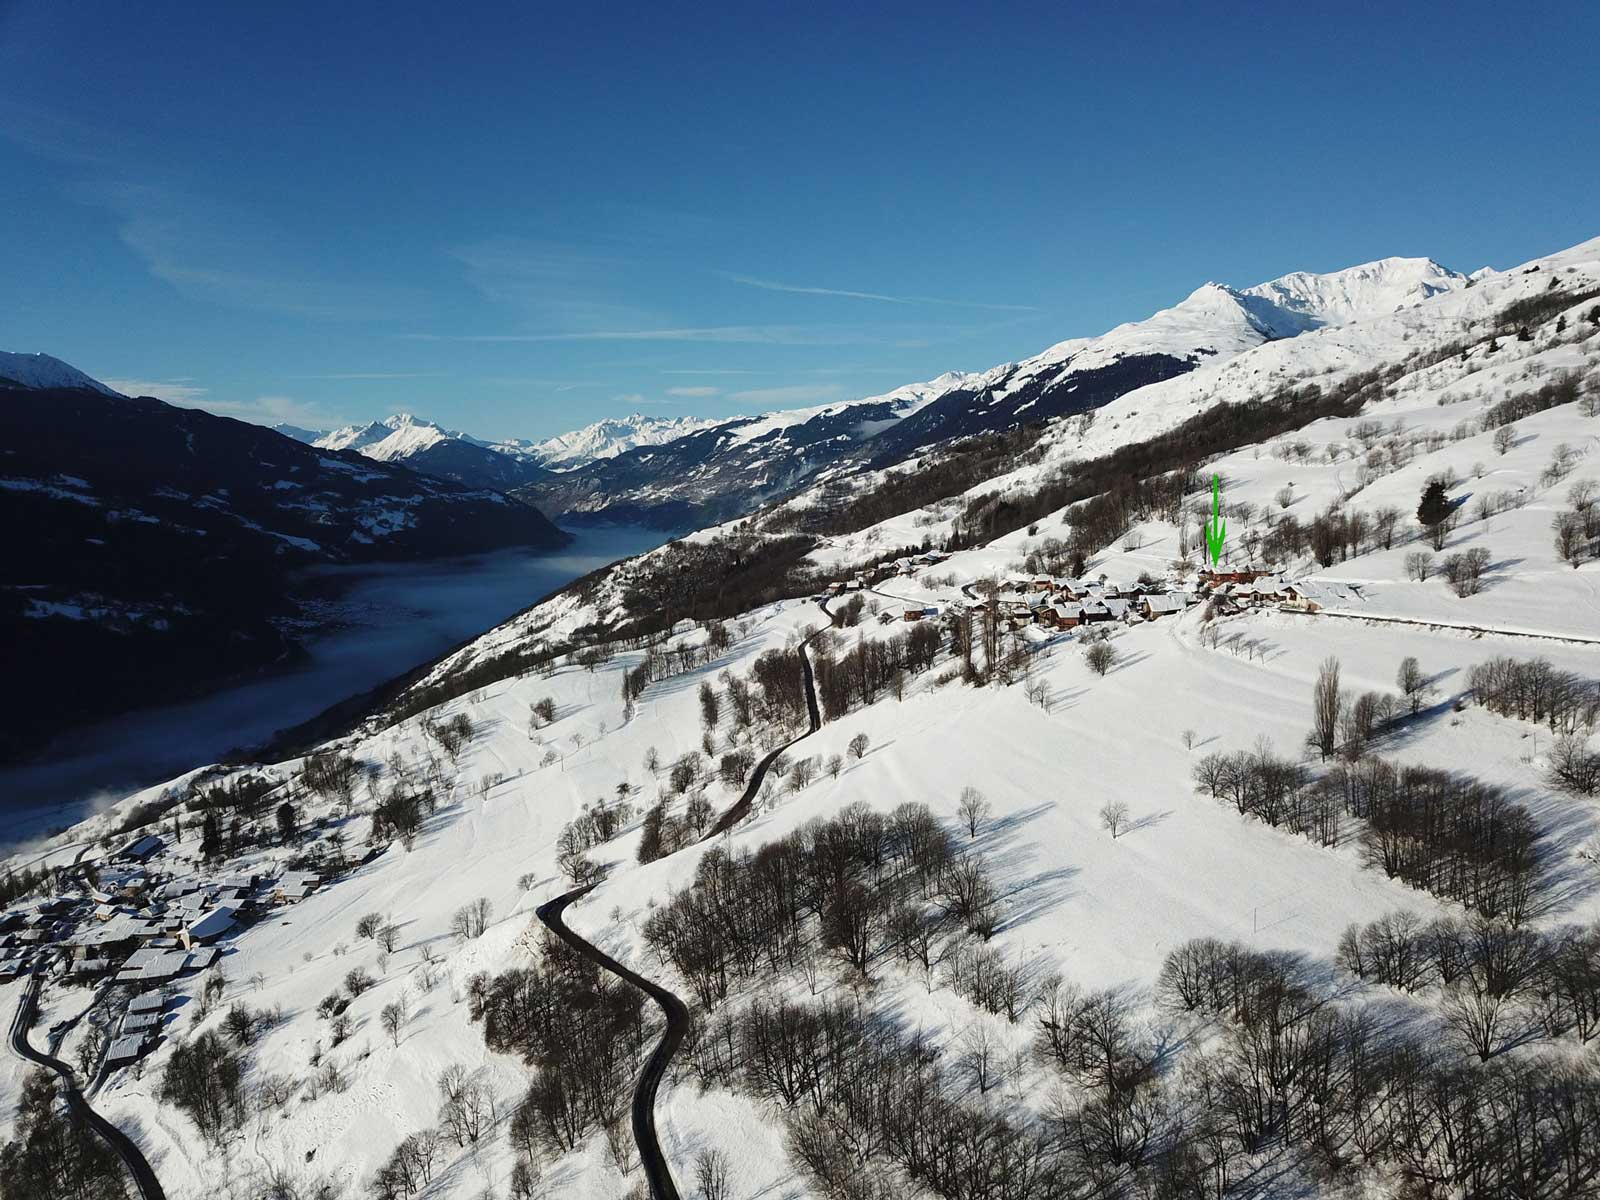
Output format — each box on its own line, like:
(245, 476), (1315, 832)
(0, 525), (666, 846)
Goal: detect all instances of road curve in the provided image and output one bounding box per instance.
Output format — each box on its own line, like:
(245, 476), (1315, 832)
(533, 597), (829, 1198)
(708, 598), (827, 837)
(8, 968), (167, 1200)
(536, 886), (689, 1200)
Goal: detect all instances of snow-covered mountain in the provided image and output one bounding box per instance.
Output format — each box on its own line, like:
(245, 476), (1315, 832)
(310, 413), (475, 458)
(8, 234), (1599, 1200)
(289, 414), (551, 492)
(516, 377), (969, 528)
(1237, 255), (1469, 334)
(518, 255), (1475, 528)
(517, 413), (732, 470)
(0, 351), (123, 396)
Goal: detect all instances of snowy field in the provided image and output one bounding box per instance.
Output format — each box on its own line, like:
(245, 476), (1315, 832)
(4, 236), (1598, 1200)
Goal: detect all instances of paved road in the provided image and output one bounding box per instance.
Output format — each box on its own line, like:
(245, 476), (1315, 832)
(8, 968), (167, 1200)
(534, 597), (830, 1199)
(1282, 606), (1600, 646)
(709, 600), (826, 836)
(536, 885), (689, 1200)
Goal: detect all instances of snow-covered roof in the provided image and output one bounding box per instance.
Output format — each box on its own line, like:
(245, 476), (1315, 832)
(184, 906), (236, 942)
(105, 1034), (145, 1063)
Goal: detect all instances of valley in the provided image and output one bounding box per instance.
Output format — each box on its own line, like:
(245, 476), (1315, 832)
(3, 234), (1598, 1200)
(0, 526), (667, 848)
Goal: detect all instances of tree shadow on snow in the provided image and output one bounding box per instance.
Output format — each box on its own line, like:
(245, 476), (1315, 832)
(1123, 809), (1172, 836)
(1001, 865), (1080, 930)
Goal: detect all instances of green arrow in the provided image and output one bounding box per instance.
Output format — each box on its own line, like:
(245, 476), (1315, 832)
(1205, 474), (1227, 566)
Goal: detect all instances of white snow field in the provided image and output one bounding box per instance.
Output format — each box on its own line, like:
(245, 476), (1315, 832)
(5, 235), (1598, 1199)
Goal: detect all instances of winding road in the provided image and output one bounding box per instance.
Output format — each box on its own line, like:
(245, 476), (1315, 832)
(534, 597), (830, 1199)
(8, 967), (167, 1199)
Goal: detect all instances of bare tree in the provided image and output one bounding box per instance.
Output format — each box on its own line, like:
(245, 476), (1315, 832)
(957, 786), (992, 838)
(1397, 656), (1430, 714)
(380, 993), (409, 1046)
(848, 732), (870, 760)
(1441, 976), (1515, 1061)
(1553, 511), (1586, 567)
(1311, 656), (1341, 760)
(1084, 639), (1117, 676)
(451, 896), (492, 941)
(1099, 800), (1130, 839)
(1492, 424), (1517, 455)
(1181, 729), (1197, 752)
(960, 1021), (1001, 1093)
(694, 1147), (731, 1200)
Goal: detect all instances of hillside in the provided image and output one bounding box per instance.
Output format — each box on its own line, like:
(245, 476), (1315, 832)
(0, 380), (570, 761)
(515, 257), (1474, 529)
(4, 235), (1599, 1200)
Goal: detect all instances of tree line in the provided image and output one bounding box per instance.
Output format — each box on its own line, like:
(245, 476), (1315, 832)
(642, 799), (1001, 1009)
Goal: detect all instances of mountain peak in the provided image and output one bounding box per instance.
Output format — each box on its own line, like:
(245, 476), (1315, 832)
(0, 351), (123, 397)
(1242, 256), (1469, 332)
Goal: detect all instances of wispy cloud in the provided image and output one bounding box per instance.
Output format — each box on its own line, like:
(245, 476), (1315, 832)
(102, 377), (210, 404)
(112, 377), (347, 428)
(720, 272), (1037, 312)
(404, 325), (899, 346)
(102, 181), (404, 321)
(291, 371), (448, 381)
(2, 103), (410, 323)
(728, 383), (847, 406)
(0, 99), (128, 168)
(665, 385), (720, 397)
(448, 237), (660, 332)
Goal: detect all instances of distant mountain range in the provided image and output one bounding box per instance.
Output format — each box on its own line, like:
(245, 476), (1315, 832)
(0, 361), (568, 760)
(270, 411), (730, 491)
(513, 255), (1472, 528)
(222, 257), (1477, 530)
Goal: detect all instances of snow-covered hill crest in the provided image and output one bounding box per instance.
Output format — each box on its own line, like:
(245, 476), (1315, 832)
(518, 413), (733, 470)
(520, 255), (1480, 524)
(0, 351), (123, 397)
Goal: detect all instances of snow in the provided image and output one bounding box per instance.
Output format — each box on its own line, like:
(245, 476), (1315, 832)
(517, 413), (731, 470)
(5, 234), (1599, 1199)
(0, 350), (123, 396)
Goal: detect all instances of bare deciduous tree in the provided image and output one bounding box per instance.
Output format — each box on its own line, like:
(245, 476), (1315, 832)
(451, 896), (492, 941)
(694, 1147), (731, 1200)
(1099, 800), (1130, 839)
(1311, 656), (1342, 760)
(957, 786), (991, 838)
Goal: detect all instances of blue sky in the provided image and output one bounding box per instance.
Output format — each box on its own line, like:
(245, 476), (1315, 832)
(3, 2), (1597, 439)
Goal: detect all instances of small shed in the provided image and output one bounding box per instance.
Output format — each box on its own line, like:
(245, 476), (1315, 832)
(121, 1011), (160, 1034)
(105, 1034), (146, 1067)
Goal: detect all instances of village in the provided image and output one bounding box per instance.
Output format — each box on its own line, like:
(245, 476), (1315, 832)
(827, 547), (1361, 636)
(2, 813), (340, 1081)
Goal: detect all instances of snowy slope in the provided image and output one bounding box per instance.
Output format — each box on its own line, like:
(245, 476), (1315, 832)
(6, 236), (1598, 1200)
(516, 413), (732, 470)
(313, 413), (459, 459)
(1239, 255), (1468, 333)
(522, 256), (1477, 525)
(0, 351), (123, 396)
